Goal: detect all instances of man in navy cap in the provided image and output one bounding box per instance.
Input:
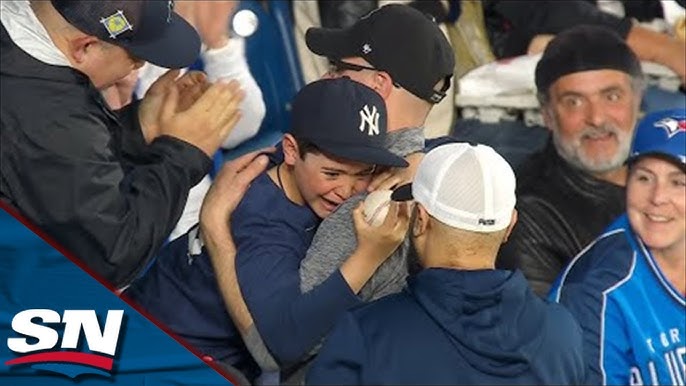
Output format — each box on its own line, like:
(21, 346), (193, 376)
(0, 0), (245, 287)
(125, 78), (410, 382)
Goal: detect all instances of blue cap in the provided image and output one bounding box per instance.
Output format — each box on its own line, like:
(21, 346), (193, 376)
(290, 78), (408, 168)
(629, 108), (686, 167)
(51, 0), (200, 69)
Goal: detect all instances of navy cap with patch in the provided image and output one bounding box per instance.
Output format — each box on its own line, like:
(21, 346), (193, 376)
(51, 0), (200, 69)
(290, 78), (408, 168)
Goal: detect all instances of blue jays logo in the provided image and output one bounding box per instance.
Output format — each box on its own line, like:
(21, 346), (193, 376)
(100, 10), (133, 39)
(654, 117), (686, 138)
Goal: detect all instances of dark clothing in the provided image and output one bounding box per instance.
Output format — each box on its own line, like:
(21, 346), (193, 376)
(0, 24), (211, 287)
(126, 172), (360, 370)
(307, 268), (586, 385)
(483, 0), (634, 58)
(586, 0), (665, 22)
(496, 141), (626, 296)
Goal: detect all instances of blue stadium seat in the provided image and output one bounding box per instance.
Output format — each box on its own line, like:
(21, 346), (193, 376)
(221, 0), (305, 162)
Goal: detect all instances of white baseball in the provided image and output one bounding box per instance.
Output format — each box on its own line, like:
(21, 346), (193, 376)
(363, 189), (393, 227)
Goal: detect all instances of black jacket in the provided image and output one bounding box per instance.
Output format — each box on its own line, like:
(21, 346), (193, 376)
(496, 141), (625, 296)
(483, 0), (634, 58)
(0, 24), (211, 287)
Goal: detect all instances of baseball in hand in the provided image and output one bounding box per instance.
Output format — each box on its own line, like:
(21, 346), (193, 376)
(363, 189), (393, 227)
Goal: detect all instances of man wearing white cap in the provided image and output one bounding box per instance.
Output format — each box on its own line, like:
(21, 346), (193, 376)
(307, 143), (585, 385)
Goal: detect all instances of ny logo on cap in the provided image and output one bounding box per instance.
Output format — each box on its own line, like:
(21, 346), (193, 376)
(654, 117), (686, 138)
(359, 105), (380, 136)
(100, 10), (133, 39)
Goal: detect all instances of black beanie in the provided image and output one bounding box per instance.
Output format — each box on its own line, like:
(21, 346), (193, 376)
(535, 25), (642, 93)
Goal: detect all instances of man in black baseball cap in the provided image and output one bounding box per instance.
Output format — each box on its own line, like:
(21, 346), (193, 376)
(1, 0), (243, 287)
(307, 4), (454, 105)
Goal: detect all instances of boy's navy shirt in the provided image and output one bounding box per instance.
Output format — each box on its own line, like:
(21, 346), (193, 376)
(127, 169), (361, 368)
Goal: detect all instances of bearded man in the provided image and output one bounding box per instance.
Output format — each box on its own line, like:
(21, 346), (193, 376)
(496, 25), (644, 297)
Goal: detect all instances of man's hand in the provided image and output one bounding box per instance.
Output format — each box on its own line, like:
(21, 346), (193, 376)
(194, 1), (239, 49)
(138, 70), (211, 143)
(157, 79), (245, 157)
(199, 148), (273, 237)
(626, 24), (686, 85)
(367, 152), (424, 192)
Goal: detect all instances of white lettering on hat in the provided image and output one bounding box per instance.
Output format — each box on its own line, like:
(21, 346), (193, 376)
(654, 117), (686, 138)
(362, 43), (372, 55)
(167, 0), (175, 23)
(100, 10), (133, 39)
(359, 105), (380, 136)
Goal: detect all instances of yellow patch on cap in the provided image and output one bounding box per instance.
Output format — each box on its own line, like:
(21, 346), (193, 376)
(100, 10), (133, 39)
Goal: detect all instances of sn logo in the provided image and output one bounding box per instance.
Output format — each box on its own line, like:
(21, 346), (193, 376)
(6, 309), (124, 376)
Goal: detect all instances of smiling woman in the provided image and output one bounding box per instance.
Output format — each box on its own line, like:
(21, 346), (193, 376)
(550, 108), (686, 386)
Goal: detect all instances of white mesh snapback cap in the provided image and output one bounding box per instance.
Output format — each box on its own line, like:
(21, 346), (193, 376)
(392, 143), (516, 232)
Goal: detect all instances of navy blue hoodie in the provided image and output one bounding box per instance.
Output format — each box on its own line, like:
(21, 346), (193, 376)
(307, 268), (586, 385)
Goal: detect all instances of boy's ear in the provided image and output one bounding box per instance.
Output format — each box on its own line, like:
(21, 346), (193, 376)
(282, 134), (300, 166)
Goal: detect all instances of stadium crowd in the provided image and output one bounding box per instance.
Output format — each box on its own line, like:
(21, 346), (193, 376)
(1, 0), (684, 385)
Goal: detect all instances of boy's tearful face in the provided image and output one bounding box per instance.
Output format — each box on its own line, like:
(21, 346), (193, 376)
(293, 152), (376, 218)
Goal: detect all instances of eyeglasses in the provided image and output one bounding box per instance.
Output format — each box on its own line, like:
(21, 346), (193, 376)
(327, 60), (450, 104)
(328, 59), (379, 73)
(328, 60), (401, 88)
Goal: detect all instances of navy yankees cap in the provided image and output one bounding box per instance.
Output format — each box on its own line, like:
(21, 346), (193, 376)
(51, 0), (200, 69)
(629, 108), (686, 169)
(290, 78), (408, 168)
(306, 4), (454, 104)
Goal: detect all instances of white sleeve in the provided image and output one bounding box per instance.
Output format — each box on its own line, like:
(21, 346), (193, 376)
(201, 38), (266, 150)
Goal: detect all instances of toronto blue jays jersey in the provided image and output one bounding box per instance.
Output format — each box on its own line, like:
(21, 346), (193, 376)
(550, 215), (686, 386)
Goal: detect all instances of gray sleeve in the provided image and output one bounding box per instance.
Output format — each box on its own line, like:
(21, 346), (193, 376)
(299, 193), (410, 302)
(300, 195), (364, 294)
(360, 237), (411, 301)
(244, 324), (280, 372)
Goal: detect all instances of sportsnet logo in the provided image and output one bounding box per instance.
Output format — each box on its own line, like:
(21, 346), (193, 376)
(5, 309), (124, 379)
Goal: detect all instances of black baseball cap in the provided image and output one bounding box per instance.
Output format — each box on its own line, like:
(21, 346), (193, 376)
(290, 78), (408, 168)
(535, 25), (642, 93)
(51, 0), (200, 69)
(306, 4), (455, 104)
